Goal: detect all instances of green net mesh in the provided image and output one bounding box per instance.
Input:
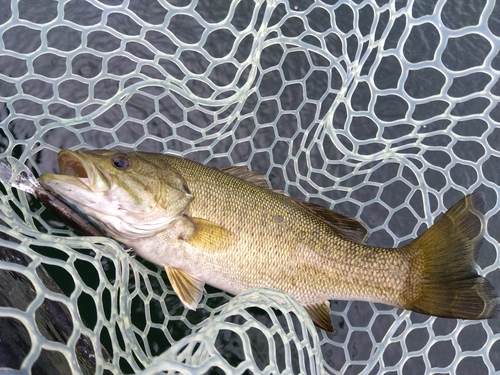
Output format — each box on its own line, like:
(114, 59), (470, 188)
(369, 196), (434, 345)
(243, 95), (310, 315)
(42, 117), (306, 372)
(1, 0), (500, 373)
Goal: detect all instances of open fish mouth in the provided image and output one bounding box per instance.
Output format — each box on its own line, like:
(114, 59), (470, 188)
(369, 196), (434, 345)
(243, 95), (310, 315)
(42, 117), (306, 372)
(57, 150), (111, 192)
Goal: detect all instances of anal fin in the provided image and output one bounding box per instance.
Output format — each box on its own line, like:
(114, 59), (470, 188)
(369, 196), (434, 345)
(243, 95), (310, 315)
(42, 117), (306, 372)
(165, 267), (204, 310)
(305, 300), (334, 332)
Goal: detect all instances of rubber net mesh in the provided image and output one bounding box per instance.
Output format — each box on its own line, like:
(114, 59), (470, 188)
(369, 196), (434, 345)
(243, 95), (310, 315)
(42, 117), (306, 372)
(1, 0), (500, 373)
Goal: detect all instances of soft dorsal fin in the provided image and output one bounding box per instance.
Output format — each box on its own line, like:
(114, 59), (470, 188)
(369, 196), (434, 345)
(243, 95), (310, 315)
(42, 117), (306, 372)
(220, 165), (270, 188)
(302, 201), (368, 243)
(165, 267), (204, 310)
(290, 198), (368, 243)
(304, 300), (334, 332)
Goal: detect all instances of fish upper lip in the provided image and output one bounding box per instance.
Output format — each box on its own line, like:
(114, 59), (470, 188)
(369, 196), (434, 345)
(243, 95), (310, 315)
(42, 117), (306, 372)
(58, 150), (111, 191)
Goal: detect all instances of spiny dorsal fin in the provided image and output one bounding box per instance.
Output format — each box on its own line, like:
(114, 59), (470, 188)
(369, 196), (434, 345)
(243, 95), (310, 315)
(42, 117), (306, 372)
(220, 165), (270, 188)
(220, 165), (368, 243)
(165, 267), (204, 310)
(304, 300), (334, 332)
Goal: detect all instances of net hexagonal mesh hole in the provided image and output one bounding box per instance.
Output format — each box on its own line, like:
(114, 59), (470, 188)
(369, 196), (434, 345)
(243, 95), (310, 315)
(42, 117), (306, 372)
(1, 0), (500, 374)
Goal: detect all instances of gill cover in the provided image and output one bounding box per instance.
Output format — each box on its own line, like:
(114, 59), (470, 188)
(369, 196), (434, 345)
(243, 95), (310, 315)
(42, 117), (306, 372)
(40, 150), (194, 238)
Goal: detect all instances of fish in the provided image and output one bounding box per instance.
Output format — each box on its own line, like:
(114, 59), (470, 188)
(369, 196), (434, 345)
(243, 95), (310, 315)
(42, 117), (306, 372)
(38, 150), (500, 331)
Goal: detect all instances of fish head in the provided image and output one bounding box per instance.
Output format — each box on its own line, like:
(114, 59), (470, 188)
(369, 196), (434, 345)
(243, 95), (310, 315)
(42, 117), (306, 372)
(38, 150), (193, 238)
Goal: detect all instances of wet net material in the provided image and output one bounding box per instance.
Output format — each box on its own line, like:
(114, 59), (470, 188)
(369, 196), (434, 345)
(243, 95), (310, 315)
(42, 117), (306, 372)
(1, 0), (500, 373)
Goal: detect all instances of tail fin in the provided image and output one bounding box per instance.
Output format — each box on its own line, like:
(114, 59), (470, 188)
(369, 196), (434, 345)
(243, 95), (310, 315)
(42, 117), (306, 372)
(403, 192), (500, 319)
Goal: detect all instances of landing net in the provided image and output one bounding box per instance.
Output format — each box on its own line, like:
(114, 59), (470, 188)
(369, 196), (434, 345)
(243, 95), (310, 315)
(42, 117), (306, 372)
(1, 0), (499, 373)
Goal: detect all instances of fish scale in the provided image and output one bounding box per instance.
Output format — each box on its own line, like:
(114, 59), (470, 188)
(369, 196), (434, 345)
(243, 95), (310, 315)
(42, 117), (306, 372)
(38, 150), (500, 331)
(164, 154), (409, 299)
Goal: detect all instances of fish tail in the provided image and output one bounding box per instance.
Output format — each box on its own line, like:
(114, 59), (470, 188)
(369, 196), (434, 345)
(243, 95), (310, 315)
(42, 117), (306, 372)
(402, 192), (500, 319)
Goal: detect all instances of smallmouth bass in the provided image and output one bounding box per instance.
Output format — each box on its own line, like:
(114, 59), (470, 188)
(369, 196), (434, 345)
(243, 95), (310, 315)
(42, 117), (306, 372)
(39, 150), (500, 331)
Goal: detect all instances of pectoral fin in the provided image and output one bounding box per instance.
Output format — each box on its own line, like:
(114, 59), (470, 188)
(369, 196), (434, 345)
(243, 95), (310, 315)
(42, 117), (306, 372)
(305, 301), (334, 332)
(186, 217), (234, 250)
(165, 267), (204, 310)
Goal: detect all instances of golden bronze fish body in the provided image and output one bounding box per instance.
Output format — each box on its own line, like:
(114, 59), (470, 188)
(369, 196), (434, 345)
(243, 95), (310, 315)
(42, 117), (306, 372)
(39, 150), (500, 331)
(158, 155), (410, 303)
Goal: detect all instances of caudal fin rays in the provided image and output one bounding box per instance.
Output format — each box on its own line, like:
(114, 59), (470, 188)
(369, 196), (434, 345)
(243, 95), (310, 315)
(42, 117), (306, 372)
(403, 192), (500, 320)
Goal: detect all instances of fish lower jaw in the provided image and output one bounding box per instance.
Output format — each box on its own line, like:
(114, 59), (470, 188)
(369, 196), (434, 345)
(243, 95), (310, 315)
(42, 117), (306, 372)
(39, 174), (91, 194)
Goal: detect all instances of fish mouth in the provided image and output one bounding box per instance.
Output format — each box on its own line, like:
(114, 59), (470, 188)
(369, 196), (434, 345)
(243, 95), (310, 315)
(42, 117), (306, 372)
(57, 150), (111, 192)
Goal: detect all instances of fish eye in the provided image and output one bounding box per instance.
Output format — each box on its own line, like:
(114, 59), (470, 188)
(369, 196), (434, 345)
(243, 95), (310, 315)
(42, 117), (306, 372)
(111, 154), (131, 170)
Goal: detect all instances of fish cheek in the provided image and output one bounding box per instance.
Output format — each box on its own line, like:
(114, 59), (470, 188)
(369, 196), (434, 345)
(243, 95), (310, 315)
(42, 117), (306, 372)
(115, 171), (160, 211)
